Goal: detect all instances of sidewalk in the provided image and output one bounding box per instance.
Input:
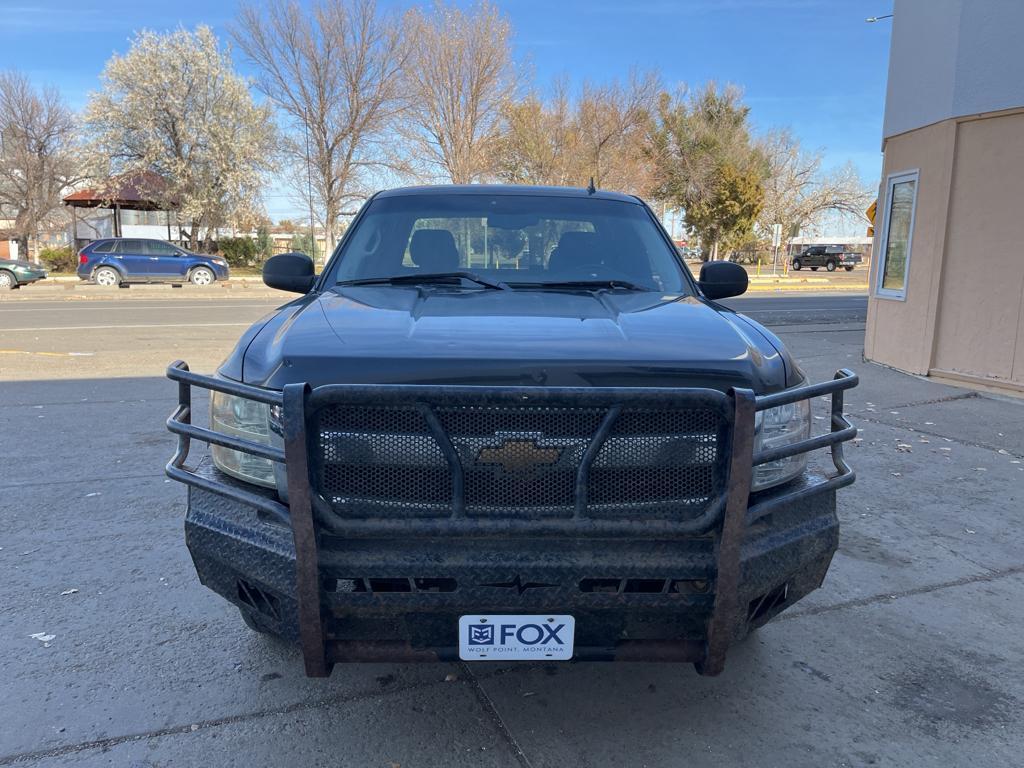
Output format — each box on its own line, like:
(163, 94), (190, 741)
(744, 275), (868, 292)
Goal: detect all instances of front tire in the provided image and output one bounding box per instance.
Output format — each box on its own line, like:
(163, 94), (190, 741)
(826, 260), (837, 272)
(791, 259), (801, 271)
(94, 267), (121, 287)
(0, 269), (15, 290)
(190, 266), (215, 286)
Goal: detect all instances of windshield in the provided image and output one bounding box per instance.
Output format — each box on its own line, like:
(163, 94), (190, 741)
(326, 193), (692, 294)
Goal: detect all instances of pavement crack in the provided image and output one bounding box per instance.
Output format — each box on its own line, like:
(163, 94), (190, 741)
(855, 414), (1021, 457)
(8, 397), (178, 408)
(777, 563), (1024, 622)
(0, 472), (167, 490)
(882, 391), (980, 411)
(0, 675), (453, 766)
(460, 662), (536, 768)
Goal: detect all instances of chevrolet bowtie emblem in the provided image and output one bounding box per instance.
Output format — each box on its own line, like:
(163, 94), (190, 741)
(477, 439), (562, 473)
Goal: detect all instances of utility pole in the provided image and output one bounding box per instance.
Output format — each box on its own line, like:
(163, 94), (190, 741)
(303, 109), (316, 263)
(771, 223), (783, 276)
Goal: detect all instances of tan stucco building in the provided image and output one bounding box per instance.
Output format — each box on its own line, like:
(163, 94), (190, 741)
(865, 0), (1024, 396)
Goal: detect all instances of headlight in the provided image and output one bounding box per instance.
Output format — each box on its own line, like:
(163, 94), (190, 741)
(751, 398), (810, 491)
(209, 391), (276, 487)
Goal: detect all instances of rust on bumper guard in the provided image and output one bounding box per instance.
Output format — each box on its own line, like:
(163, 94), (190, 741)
(166, 361), (858, 677)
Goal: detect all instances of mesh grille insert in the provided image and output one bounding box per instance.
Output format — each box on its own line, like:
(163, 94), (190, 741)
(311, 399), (727, 521)
(315, 406), (450, 515)
(589, 408), (722, 514)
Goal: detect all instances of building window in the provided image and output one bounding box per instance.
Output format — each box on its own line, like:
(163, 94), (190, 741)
(876, 170), (919, 300)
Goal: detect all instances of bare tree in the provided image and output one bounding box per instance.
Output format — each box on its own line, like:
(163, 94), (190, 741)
(496, 73), (657, 194)
(401, 0), (516, 183)
(0, 71), (79, 259)
(757, 128), (872, 243)
(574, 72), (658, 191)
(233, 0), (407, 252)
(84, 27), (276, 249)
(496, 79), (578, 186)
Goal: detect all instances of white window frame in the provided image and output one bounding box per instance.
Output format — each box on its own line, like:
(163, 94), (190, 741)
(874, 169), (919, 301)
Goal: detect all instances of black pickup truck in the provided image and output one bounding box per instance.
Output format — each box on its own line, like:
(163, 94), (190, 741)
(166, 185), (857, 677)
(790, 245), (862, 272)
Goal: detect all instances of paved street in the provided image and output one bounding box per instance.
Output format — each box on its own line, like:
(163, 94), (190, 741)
(2, 292), (1023, 767)
(0, 293), (868, 381)
(721, 294), (868, 326)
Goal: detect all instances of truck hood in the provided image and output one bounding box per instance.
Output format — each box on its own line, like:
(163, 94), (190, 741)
(233, 286), (790, 393)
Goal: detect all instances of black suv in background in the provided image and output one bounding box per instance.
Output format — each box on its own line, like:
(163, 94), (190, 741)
(790, 245), (861, 272)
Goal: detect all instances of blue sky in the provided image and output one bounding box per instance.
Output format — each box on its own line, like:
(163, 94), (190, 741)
(2, 0), (893, 221)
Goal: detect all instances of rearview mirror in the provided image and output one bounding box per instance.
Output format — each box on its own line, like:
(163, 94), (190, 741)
(487, 213), (540, 229)
(263, 252), (315, 293)
(697, 261), (748, 300)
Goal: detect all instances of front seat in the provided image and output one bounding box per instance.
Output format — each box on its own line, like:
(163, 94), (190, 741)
(547, 231), (602, 277)
(409, 229), (460, 273)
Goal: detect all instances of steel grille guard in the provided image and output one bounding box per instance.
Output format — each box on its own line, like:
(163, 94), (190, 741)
(166, 360), (858, 677)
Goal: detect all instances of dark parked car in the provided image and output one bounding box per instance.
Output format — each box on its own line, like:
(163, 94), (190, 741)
(0, 257), (47, 290)
(165, 185), (857, 677)
(790, 245), (861, 272)
(77, 238), (229, 286)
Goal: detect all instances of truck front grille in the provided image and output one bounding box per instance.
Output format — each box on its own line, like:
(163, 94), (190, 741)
(312, 400), (729, 521)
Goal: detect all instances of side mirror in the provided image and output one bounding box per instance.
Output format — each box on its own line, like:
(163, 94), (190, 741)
(263, 252), (315, 293)
(698, 261), (748, 300)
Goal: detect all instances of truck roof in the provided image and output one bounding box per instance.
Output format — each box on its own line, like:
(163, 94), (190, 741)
(375, 184), (641, 204)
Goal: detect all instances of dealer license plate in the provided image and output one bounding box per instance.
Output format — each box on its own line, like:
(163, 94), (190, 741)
(458, 614), (575, 660)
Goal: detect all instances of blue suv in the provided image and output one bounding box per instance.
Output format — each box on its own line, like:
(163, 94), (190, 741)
(77, 238), (230, 286)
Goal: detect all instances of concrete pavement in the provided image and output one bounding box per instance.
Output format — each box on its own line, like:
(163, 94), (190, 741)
(1, 294), (1022, 767)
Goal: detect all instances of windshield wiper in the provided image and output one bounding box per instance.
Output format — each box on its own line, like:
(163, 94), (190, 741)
(337, 271), (509, 290)
(509, 279), (651, 292)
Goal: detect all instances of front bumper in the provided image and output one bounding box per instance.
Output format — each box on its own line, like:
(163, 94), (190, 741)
(166, 365), (857, 676)
(186, 460), (838, 663)
(13, 268), (46, 284)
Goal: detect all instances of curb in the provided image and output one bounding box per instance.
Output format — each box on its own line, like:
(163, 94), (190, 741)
(4, 277), (869, 300)
(43, 276), (266, 285)
(0, 281), (288, 301)
(745, 283), (869, 293)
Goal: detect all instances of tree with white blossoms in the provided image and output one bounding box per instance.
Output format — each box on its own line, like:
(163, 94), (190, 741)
(83, 26), (276, 248)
